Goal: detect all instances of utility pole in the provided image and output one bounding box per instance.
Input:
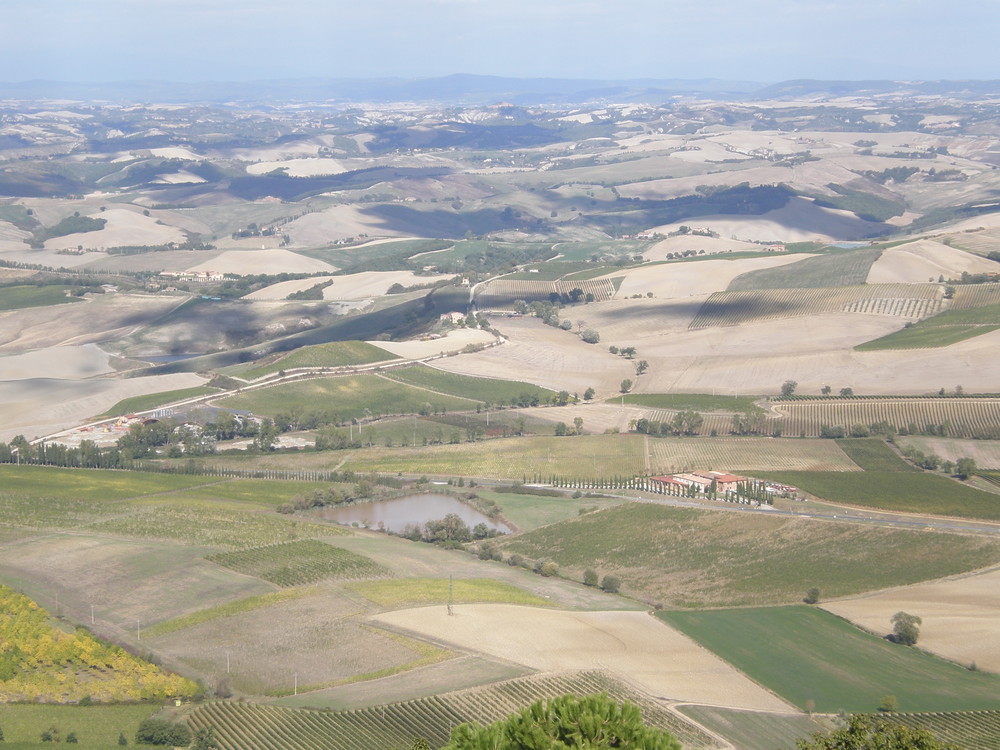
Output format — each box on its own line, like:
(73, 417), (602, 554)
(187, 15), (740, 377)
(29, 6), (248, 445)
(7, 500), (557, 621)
(447, 574), (453, 616)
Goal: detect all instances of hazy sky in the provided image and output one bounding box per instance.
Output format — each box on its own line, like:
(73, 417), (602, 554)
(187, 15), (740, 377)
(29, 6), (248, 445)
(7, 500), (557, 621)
(4, 0), (997, 83)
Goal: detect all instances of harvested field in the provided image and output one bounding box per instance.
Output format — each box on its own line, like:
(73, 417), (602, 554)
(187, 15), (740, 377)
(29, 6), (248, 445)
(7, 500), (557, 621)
(647, 436), (861, 473)
(286, 204), (408, 246)
(642, 235), (764, 262)
(186, 248), (337, 275)
(689, 284), (942, 329)
(372, 604), (791, 710)
(370, 328), (495, 359)
(0, 343), (111, 380)
(244, 271), (453, 301)
(896, 436), (1000, 469)
(498, 503), (1000, 607)
(605, 254), (811, 299)
(241, 275), (336, 300)
(823, 567), (1000, 674)
(867, 239), (999, 284)
(42, 208), (186, 251)
(429, 317), (634, 395)
(773, 397), (1000, 440)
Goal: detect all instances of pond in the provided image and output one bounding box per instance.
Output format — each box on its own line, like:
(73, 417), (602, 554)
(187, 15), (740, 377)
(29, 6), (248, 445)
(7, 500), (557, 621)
(315, 493), (511, 534)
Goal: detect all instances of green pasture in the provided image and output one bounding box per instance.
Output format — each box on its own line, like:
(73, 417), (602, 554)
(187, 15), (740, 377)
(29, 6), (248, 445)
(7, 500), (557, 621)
(728, 247), (882, 290)
(765, 470), (1000, 519)
(219, 373), (476, 420)
(0, 465), (209, 502)
(499, 503), (1000, 607)
(473, 488), (625, 531)
(170, 478), (348, 510)
(0, 704), (157, 748)
(380, 365), (554, 403)
(619, 392), (762, 412)
(856, 303), (1000, 350)
(339, 434), (648, 480)
(660, 606), (1000, 712)
(835, 438), (919, 471)
(0, 285), (84, 311)
(347, 577), (551, 607)
(228, 340), (400, 380)
(101, 386), (220, 417)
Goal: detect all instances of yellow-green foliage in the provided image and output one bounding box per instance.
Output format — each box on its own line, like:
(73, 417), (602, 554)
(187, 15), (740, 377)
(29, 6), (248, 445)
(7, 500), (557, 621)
(0, 585), (199, 703)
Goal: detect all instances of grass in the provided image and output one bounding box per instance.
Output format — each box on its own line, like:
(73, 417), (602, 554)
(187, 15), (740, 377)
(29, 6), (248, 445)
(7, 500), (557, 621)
(659, 606), (1000, 712)
(0, 465), (212, 501)
(619, 392), (762, 413)
(219, 373), (476, 421)
(144, 588), (317, 638)
(0, 285), (84, 311)
(727, 247), (883, 290)
(205, 539), (389, 586)
(856, 304), (1000, 350)
(173, 478), (356, 510)
(229, 340), (400, 380)
(339, 434), (648, 481)
(346, 577), (552, 607)
(101, 386), (220, 417)
(380, 365), (554, 404)
(764, 471), (1000, 519)
(835, 438), (920, 472)
(472, 488), (625, 531)
(0, 704), (157, 748)
(648, 436), (861, 473)
(498, 503), (1000, 607)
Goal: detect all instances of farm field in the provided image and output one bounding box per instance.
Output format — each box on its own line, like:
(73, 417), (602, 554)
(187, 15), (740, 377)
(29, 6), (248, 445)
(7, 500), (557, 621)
(190, 670), (720, 750)
(380, 364), (554, 403)
(647, 436), (861, 473)
(620, 392), (763, 412)
(689, 283), (941, 329)
(497, 503), (1000, 607)
(678, 706), (833, 750)
(834, 437), (920, 471)
(771, 397), (1000, 439)
(217, 373), (477, 421)
(727, 246), (883, 290)
(866, 239), (998, 284)
(227, 340), (400, 380)
(474, 277), (619, 307)
(856, 302), (1000, 350)
(471, 488), (625, 531)
(372, 604), (791, 710)
(0, 285), (84, 311)
(659, 606), (1000, 713)
(362, 327), (495, 359)
(823, 566), (1000, 674)
(338, 434), (648, 480)
(347, 577), (551, 608)
(896, 436), (1000, 469)
(892, 711), (1000, 750)
(100, 385), (220, 416)
(205, 539), (390, 586)
(763, 470), (1000, 519)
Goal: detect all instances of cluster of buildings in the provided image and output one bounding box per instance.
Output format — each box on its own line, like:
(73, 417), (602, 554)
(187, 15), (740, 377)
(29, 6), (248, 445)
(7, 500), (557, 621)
(648, 470), (798, 504)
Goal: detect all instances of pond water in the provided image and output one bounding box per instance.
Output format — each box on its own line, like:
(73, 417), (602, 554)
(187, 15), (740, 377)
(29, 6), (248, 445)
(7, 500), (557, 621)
(315, 493), (511, 534)
(142, 353), (205, 363)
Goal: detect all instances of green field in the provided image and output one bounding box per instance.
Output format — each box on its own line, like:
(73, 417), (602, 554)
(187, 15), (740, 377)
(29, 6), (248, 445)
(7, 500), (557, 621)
(228, 340), (400, 380)
(0, 465), (211, 502)
(660, 606), (1000, 712)
(205, 539), (389, 586)
(728, 247), (883, 290)
(498, 503), (1000, 607)
(856, 302), (1000, 350)
(102, 386), (221, 417)
(219, 373), (476, 420)
(381, 365), (554, 404)
(0, 285), (84, 311)
(765, 470), (1000, 519)
(347, 577), (551, 607)
(339, 434), (647, 480)
(835, 438), (920, 471)
(619, 392), (762, 412)
(0, 704), (157, 748)
(473, 488), (625, 531)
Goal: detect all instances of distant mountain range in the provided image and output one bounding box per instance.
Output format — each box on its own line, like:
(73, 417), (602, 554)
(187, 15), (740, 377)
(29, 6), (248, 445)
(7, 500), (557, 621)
(0, 74), (997, 105)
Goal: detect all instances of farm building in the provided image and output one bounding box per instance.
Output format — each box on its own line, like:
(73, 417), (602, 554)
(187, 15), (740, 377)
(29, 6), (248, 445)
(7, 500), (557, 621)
(650, 470), (749, 495)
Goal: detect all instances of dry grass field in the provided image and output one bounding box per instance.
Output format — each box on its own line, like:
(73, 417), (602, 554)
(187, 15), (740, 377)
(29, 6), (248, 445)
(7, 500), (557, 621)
(866, 240), (998, 284)
(368, 327), (495, 359)
(372, 604), (792, 710)
(187, 248), (338, 275)
(244, 271), (452, 301)
(823, 567), (1000, 673)
(895, 437), (1000, 469)
(42, 208), (186, 251)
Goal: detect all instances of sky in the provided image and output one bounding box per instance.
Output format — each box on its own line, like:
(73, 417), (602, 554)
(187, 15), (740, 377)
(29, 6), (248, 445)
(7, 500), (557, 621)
(3, 0), (998, 83)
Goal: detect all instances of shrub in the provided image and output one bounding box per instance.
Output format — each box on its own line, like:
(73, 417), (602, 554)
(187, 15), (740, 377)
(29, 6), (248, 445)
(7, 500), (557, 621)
(539, 561), (559, 577)
(601, 575), (621, 594)
(804, 587), (820, 604)
(136, 719), (192, 747)
(584, 569), (599, 587)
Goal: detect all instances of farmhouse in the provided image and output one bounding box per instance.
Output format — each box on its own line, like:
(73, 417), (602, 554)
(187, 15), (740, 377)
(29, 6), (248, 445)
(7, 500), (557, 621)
(649, 470), (749, 495)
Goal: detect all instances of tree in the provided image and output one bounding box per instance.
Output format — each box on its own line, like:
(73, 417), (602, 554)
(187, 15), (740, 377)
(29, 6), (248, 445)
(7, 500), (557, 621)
(135, 719), (192, 747)
(890, 611), (921, 646)
(795, 714), (959, 750)
(821, 385), (832, 395)
(192, 727), (219, 750)
(580, 328), (600, 344)
(573, 416), (584, 435)
(635, 360), (649, 376)
(583, 387), (595, 401)
(804, 587), (820, 605)
(584, 569), (599, 587)
(840, 387), (854, 397)
(620, 379), (633, 394)
(781, 380), (798, 397)
(601, 575), (621, 593)
(955, 457), (976, 479)
(878, 695), (899, 713)
(444, 693), (680, 750)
